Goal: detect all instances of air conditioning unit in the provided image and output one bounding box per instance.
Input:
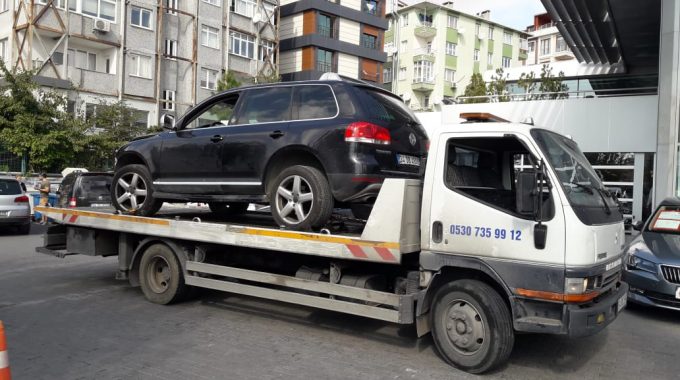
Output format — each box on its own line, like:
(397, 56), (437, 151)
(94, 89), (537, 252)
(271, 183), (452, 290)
(93, 19), (111, 33)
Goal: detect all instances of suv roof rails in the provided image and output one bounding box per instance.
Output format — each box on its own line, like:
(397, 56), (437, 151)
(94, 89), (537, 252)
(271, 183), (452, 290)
(319, 72), (372, 86)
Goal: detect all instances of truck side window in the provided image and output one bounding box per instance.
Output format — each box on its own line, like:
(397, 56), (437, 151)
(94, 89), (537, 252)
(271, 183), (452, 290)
(445, 136), (554, 219)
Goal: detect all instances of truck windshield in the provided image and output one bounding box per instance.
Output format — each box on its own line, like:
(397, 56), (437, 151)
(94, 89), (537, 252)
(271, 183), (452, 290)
(531, 129), (622, 225)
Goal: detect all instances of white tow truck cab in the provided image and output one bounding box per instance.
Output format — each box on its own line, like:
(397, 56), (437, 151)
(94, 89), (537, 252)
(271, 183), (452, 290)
(36, 113), (627, 374)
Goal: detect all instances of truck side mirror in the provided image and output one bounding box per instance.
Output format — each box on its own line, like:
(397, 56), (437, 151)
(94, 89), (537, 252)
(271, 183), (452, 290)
(161, 114), (176, 131)
(632, 220), (644, 231)
(516, 171), (538, 216)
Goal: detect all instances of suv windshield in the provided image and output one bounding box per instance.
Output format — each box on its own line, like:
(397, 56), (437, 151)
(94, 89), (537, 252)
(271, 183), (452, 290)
(531, 129), (622, 225)
(0, 179), (22, 195)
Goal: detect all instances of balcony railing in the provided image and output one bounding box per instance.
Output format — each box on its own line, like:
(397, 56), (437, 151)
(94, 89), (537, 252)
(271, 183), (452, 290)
(413, 78), (435, 84)
(317, 61), (335, 72)
(418, 21), (433, 27)
(361, 35), (378, 49)
(317, 25), (334, 38)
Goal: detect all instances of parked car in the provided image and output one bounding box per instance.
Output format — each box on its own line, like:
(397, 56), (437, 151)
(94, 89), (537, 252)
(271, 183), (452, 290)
(57, 172), (113, 208)
(623, 197), (680, 311)
(112, 75), (428, 230)
(0, 176), (31, 234)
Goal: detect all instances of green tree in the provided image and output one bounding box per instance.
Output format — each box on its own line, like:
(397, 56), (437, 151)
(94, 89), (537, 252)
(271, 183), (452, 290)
(217, 70), (242, 91)
(487, 68), (510, 102)
(462, 73), (488, 103)
(0, 61), (86, 172)
(538, 64), (569, 99)
(255, 70), (281, 84)
(517, 71), (537, 100)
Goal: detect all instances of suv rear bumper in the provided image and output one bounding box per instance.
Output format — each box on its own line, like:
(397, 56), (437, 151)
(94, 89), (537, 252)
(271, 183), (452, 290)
(327, 173), (420, 202)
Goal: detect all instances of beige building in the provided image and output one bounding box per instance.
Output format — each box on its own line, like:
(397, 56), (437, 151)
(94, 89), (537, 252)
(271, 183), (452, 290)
(525, 13), (575, 65)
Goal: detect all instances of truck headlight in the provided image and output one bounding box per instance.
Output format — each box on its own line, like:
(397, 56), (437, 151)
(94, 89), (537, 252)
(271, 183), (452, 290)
(626, 253), (657, 274)
(565, 277), (589, 294)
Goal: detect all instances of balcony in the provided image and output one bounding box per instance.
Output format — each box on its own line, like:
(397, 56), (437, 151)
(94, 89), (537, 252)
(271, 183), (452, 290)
(316, 61), (336, 72)
(361, 35), (378, 50)
(317, 25), (334, 39)
(412, 47), (435, 62)
(68, 67), (117, 95)
(414, 22), (436, 39)
(412, 78), (435, 92)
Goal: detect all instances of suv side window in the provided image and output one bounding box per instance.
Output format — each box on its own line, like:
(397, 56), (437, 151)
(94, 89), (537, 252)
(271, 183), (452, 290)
(295, 85), (337, 120)
(184, 94), (240, 129)
(236, 87), (293, 125)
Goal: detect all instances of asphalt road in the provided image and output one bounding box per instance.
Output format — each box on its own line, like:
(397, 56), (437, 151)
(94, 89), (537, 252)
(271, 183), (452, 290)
(1, 225), (679, 380)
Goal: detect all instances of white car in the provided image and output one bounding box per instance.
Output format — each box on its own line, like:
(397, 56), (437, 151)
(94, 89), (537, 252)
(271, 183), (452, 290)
(0, 176), (31, 234)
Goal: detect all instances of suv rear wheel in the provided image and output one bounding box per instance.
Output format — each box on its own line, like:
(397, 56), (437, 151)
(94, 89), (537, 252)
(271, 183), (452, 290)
(112, 164), (162, 216)
(269, 165), (333, 230)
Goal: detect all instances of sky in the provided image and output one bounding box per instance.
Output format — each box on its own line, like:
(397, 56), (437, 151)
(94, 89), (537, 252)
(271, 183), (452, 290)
(433, 0), (547, 30)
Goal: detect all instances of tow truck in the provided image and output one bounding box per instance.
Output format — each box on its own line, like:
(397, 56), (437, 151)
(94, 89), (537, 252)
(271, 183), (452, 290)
(36, 113), (628, 373)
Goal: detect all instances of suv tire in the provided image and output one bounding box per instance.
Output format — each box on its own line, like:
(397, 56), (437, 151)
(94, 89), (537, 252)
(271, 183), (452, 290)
(112, 164), (162, 216)
(269, 165), (333, 230)
(209, 202), (249, 215)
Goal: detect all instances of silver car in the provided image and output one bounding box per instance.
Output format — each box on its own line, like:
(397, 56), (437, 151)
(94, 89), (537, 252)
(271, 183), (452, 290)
(0, 176), (31, 234)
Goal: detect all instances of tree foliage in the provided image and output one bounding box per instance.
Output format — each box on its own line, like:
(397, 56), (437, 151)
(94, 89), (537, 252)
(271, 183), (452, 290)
(217, 70), (242, 92)
(538, 65), (569, 99)
(517, 71), (537, 100)
(487, 68), (510, 102)
(462, 73), (488, 103)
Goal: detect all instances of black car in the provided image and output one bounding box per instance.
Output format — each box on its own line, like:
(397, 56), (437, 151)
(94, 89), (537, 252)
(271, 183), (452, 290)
(112, 77), (428, 229)
(57, 172), (114, 208)
(623, 198), (680, 311)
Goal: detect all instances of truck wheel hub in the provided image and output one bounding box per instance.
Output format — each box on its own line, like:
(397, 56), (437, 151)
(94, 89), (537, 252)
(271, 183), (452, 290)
(445, 300), (485, 355)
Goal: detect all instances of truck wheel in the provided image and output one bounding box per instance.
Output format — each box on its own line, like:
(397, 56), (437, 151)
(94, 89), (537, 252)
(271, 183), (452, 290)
(430, 279), (514, 374)
(209, 202), (249, 215)
(139, 244), (189, 304)
(269, 165), (333, 230)
(112, 164), (162, 216)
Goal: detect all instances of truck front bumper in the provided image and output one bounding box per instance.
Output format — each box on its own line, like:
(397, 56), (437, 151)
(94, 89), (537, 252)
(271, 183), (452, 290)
(566, 282), (628, 337)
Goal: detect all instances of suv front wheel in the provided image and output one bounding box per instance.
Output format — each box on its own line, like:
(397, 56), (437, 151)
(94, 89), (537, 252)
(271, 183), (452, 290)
(112, 164), (162, 216)
(269, 165), (333, 230)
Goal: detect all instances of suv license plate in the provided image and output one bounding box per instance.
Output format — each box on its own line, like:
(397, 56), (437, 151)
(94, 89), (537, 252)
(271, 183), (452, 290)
(397, 154), (420, 166)
(0, 211), (8, 217)
(617, 292), (627, 312)
(90, 203), (109, 208)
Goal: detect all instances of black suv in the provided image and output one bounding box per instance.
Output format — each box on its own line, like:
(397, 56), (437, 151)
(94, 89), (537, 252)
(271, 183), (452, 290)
(57, 172), (113, 208)
(112, 77), (428, 229)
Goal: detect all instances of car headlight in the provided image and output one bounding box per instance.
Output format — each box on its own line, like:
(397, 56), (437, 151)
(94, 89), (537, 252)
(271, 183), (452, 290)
(626, 253), (657, 274)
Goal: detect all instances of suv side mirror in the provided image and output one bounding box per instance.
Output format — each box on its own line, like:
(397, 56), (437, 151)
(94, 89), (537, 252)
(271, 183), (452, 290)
(516, 171), (538, 216)
(161, 114), (176, 131)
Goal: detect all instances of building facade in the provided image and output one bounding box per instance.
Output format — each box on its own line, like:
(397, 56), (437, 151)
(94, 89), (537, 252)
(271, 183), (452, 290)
(0, 0), (277, 127)
(384, 1), (528, 111)
(525, 13), (574, 65)
(278, 0), (388, 82)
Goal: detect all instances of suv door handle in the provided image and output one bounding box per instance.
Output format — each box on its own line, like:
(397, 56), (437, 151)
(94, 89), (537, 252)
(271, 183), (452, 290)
(269, 130), (285, 139)
(210, 135), (223, 142)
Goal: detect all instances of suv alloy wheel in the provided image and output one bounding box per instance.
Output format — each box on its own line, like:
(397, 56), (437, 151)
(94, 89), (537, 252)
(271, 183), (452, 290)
(112, 164), (162, 216)
(269, 165), (333, 230)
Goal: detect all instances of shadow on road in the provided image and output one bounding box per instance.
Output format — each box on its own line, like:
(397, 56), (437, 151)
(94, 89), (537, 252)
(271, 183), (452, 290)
(0, 222), (47, 237)
(624, 301), (680, 323)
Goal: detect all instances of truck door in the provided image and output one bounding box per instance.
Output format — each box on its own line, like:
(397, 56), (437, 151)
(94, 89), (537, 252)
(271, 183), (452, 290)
(428, 132), (566, 266)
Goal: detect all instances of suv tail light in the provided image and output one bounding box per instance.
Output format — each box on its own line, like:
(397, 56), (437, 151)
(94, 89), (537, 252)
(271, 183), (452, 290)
(14, 195), (29, 203)
(69, 197), (77, 208)
(345, 122), (391, 145)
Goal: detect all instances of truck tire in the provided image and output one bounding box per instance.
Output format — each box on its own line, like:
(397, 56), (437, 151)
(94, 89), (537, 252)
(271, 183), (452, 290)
(209, 202), (249, 215)
(269, 165), (334, 231)
(112, 164), (162, 216)
(139, 243), (190, 305)
(430, 279), (514, 374)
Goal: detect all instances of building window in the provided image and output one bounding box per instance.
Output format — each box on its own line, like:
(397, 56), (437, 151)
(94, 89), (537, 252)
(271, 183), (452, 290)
(1, 0), (9, 11)
(444, 68), (455, 84)
(161, 90), (175, 111)
(317, 48), (333, 72)
(487, 53), (493, 65)
(361, 33), (377, 49)
(503, 31), (512, 44)
(166, 0), (178, 14)
(201, 25), (220, 49)
(164, 39), (177, 58)
(488, 26), (494, 40)
(317, 14), (333, 38)
(502, 56), (511, 68)
(475, 23), (481, 37)
(202, 0), (220, 6)
(234, 0), (256, 17)
(38, 0), (66, 9)
(129, 54), (152, 79)
(400, 40), (407, 53)
(528, 40), (535, 52)
(400, 14), (408, 27)
(556, 36), (568, 52)
(519, 38), (528, 50)
(445, 42), (456, 56)
(229, 31), (254, 58)
(540, 38), (550, 55)
(259, 40), (275, 61)
(0, 39), (6, 64)
(200, 68), (218, 90)
(262, 2), (276, 23)
(446, 14), (458, 29)
(418, 13), (433, 26)
(131, 7), (152, 29)
(423, 96), (429, 109)
(79, 0), (116, 22)
(383, 67), (392, 83)
(363, 0), (378, 15)
(67, 49), (96, 71)
(398, 66), (406, 80)
(473, 49), (479, 62)
(413, 60), (433, 83)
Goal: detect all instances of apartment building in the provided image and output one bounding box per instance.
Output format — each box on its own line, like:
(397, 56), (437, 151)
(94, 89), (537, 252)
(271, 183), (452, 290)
(0, 0), (276, 127)
(278, 0), (388, 82)
(525, 13), (575, 65)
(384, 1), (529, 110)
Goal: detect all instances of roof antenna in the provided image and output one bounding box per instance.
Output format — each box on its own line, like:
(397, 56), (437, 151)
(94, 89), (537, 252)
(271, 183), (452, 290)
(521, 116), (534, 126)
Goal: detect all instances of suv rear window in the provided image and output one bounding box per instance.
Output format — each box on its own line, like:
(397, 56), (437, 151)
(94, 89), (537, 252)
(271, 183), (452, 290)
(237, 87), (293, 124)
(296, 85), (337, 119)
(353, 87), (417, 124)
(0, 180), (22, 195)
(78, 176), (113, 199)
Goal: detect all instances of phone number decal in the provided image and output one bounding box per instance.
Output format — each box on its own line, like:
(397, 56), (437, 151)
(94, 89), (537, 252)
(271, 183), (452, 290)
(449, 225), (522, 241)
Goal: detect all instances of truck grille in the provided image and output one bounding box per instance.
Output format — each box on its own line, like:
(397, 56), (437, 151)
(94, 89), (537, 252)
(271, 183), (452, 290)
(660, 265), (680, 284)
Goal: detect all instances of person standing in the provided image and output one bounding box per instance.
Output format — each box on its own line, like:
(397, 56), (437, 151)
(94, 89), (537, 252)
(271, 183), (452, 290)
(36, 173), (51, 225)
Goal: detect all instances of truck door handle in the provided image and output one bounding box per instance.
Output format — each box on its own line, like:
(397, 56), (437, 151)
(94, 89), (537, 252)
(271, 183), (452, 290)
(432, 221), (443, 243)
(210, 135), (223, 142)
(269, 130), (285, 139)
